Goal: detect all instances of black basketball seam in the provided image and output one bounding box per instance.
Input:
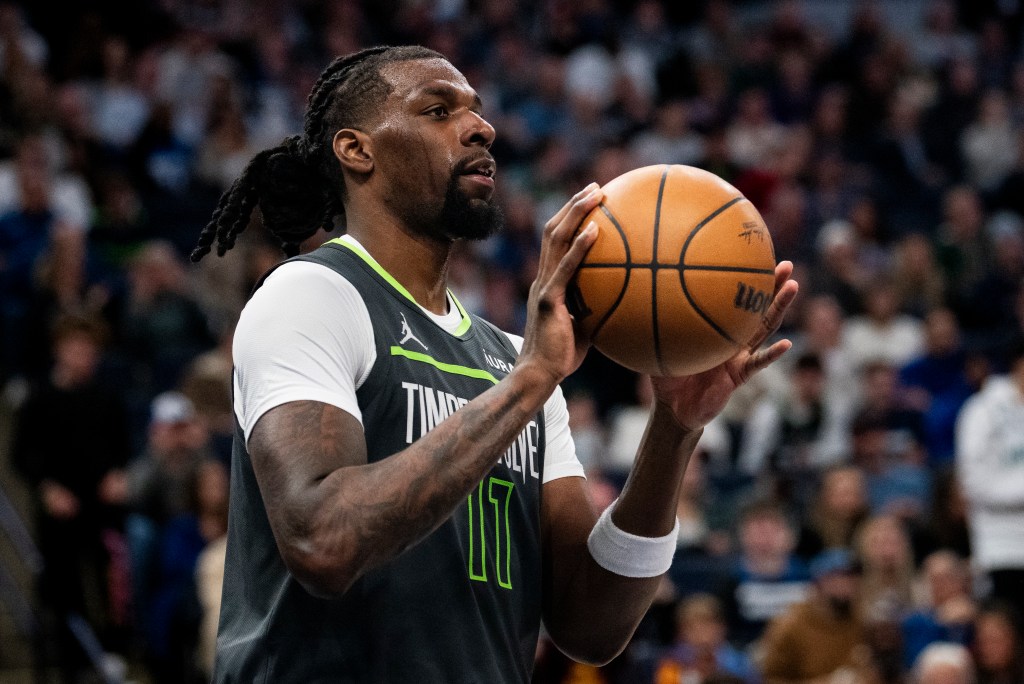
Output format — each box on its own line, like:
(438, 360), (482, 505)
(680, 265), (775, 274)
(677, 197), (747, 346)
(578, 263), (774, 274)
(588, 203), (632, 340)
(651, 166), (669, 376)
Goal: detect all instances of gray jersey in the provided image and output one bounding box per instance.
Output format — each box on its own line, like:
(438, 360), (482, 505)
(215, 240), (546, 683)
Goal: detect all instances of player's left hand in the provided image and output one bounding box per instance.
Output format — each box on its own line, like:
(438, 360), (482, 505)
(649, 261), (798, 432)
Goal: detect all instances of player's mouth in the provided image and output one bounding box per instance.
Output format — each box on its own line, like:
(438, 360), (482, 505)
(458, 157), (496, 195)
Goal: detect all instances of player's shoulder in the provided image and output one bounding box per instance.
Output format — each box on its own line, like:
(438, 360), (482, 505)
(245, 259), (364, 309)
(238, 259), (368, 331)
(259, 258), (353, 292)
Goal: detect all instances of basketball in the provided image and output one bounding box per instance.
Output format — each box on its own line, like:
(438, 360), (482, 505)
(567, 164), (777, 377)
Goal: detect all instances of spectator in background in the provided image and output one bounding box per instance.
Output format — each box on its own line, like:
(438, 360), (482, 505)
(144, 458), (228, 684)
(0, 134), (106, 382)
(972, 605), (1024, 684)
(179, 337), (234, 465)
(858, 361), (927, 450)
(786, 294), (859, 421)
(760, 549), (873, 684)
(915, 1), (976, 69)
(0, 139), (60, 381)
(902, 551), (977, 669)
(653, 594), (758, 684)
(126, 391), (213, 630)
(805, 151), (859, 229)
(9, 314), (131, 680)
(936, 186), (990, 322)
(90, 170), (150, 272)
(869, 93), (943, 235)
(912, 642), (976, 684)
(925, 57), (980, 182)
(564, 390), (605, 473)
(900, 308), (974, 465)
(959, 215), (1024, 349)
(846, 196), (891, 281)
(923, 469), (972, 560)
(194, 71), (255, 191)
(738, 353), (848, 502)
(891, 233), (946, 321)
(0, 3), (47, 74)
(91, 36), (149, 152)
(811, 220), (868, 317)
(195, 531), (226, 680)
(717, 500), (810, 650)
(727, 88), (788, 170)
(668, 432), (736, 600)
(850, 410), (930, 520)
(797, 464), (870, 560)
(0, 134), (93, 233)
(605, 374), (655, 484)
(960, 88), (1016, 192)
(956, 339), (1024, 608)
(855, 515), (916, 620)
(117, 240), (214, 404)
(628, 100), (705, 168)
(842, 281), (925, 373)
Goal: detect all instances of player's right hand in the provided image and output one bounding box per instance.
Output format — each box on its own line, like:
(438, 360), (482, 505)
(517, 183), (603, 387)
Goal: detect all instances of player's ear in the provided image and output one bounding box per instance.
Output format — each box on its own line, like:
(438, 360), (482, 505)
(333, 128), (374, 175)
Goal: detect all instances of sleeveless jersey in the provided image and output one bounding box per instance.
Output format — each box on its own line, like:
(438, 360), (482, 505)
(215, 239), (547, 683)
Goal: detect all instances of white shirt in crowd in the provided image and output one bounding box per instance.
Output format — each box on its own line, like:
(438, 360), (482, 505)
(956, 375), (1024, 571)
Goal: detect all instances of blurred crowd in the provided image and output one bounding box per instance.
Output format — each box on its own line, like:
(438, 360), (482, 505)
(2, 0), (1024, 682)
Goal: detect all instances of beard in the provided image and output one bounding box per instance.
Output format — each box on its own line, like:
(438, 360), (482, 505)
(405, 171), (504, 242)
(438, 176), (504, 241)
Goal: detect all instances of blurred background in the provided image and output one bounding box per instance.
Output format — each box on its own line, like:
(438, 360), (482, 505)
(1, 0), (1024, 682)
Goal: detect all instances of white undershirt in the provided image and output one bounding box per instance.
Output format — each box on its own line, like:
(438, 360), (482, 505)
(232, 235), (584, 484)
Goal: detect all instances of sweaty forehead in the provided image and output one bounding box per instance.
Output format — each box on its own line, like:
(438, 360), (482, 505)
(379, 58), (476, 103)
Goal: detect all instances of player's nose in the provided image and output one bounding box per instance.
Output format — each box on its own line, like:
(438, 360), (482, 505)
(461, 111), (495, 149)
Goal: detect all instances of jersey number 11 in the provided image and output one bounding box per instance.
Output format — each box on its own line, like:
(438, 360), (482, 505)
(467, 477), (514, 589)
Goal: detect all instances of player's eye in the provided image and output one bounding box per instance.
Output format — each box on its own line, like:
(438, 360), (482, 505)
(427, 105), (450, 119)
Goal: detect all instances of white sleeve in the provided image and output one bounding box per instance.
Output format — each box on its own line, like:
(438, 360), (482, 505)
(232, 261), (376, 445)
(504, 333), (586, 484)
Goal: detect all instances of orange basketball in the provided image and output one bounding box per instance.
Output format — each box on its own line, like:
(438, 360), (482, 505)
(567, 165), (777, 377)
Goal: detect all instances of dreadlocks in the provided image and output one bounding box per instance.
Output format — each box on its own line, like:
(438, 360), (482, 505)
(190, 45), (444, 262)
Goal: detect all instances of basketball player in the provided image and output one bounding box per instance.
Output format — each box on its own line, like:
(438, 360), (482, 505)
(191, 46), (798, 682)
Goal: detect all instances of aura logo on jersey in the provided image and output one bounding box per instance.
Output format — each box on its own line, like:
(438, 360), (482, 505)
(483, 351), (513, 374)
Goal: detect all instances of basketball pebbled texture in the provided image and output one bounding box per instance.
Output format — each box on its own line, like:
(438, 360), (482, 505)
(567, 165), (777, 377)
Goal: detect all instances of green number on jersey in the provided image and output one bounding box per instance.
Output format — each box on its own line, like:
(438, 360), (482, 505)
(467, 477), (514, 589)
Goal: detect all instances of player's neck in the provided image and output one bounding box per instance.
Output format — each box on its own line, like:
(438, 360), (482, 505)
(346, 215), (452, 315)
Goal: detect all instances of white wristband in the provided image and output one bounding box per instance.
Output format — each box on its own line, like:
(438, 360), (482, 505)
(586, 499), (678, 578)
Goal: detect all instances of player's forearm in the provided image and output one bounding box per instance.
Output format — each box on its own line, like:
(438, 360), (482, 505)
(257, 363), (557, 598)
(613, 400), (702, 535)
(545, 404), (700, 663)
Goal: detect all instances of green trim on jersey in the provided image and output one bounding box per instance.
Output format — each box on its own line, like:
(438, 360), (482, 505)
(389, 346), (499, 384)
(327, 237), (473, 336)
(449, 291), (472, 336)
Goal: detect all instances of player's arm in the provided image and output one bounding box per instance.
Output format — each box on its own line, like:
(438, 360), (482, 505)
(541, 262), (798, 665)
(247, 185), (603, 599)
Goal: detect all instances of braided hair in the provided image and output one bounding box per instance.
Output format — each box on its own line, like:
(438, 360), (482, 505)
(190, 45), (444, 261)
